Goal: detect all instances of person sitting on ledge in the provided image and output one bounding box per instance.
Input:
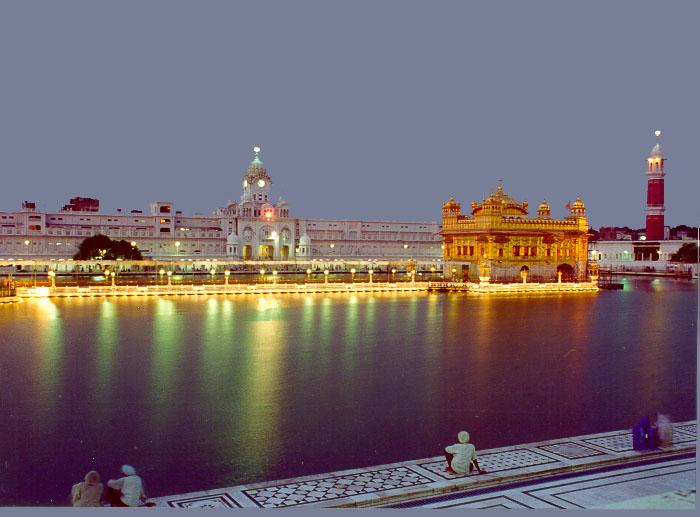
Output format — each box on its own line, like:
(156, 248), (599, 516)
(105, 464), (147, 507)
(445, 431), (486, 475)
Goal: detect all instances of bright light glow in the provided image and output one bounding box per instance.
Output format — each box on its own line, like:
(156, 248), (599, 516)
(166, 271), (172, 276)
(271, 231), (278, 239)
(350, 268), (356, 274)
(159, 269), (165, 275)
(324, 270), (329, 275)
(24, 240), (30, 246)
(654, 130), (661, 137)
(210, 269), (216, 275)
(257, 179), (265, 188)
(403, 244), (408, 249)
(640, 236), (647, 241)
(224, 270), (230, 276)
(253, 146), (261, 153)
(329, 243), (335, 249)
(306, 269), (312, 274)
(260, 269), (266, 275)
(130, 241), (136, 247)
(391, 268), (397, 274)
(175, 241), (181, 247)
(272, 270), (278, 275)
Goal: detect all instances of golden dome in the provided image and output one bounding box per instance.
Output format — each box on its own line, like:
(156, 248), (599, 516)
(570, 197), (586, 215)
(537, 200), (551, 218)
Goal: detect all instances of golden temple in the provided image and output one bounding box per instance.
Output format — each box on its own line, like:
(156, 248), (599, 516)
(441, 181), (591, 283)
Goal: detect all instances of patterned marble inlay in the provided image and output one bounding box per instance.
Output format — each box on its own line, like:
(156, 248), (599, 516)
(676, 424), (696, 436)
(672, 428), (696, 444)
(242, 466), (432, 508)
(537, 442), (607, 460)
(583, 433), (632, 453)
(419, 449), (559, 480)
(167, 493), (241, 508)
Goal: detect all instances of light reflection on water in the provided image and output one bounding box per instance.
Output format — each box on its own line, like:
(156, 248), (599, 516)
(0, 279), (696, 505)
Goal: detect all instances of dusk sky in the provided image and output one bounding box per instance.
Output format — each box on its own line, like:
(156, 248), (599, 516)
(1, 0), (698, 228)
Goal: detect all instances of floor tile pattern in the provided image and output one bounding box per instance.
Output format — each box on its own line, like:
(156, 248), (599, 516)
(167, 493), (241, 508)
(673, 428), (696, 443)
(241, 466), (431, 508)
(405, 457), (696, 509)
(537, 442), (608, 460)
(419, 448), (558, 480)
(583, 433), (632, 452)
(676, 424), (696, 436)
(150, 420), (696, 509)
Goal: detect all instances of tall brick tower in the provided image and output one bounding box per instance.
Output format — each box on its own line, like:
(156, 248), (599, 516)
(645, 131), (666, 240)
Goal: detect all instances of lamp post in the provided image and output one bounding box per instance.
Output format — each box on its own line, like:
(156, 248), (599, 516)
(272, 270), (278, 284)
(410, 270), (416, 283)
(175, 241), (181, 256)
(259, 268), (266, 284)
(159, 268), (165, 285)
(350, 268), (356, 283)
(391, 268), (397, 283)
(167, 270), (172, 287)
(104, 269), (110, 285)
(24, 240), (30, 256)
(224, 269), (230, 287)
(306, 268), (312, 282)
(110, 270), (116, 288)
(369, 269), (374, 284)
(48, 270), (56, 289)
(324, 269), (329, 284)
(210, 268), (216, 284)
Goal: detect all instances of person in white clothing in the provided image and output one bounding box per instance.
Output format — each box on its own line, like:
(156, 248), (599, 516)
(106, 465), (146, 507)
(444, 431), (486, 475)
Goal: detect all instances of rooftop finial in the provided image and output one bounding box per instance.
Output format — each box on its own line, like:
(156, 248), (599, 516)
(654, 130), (661, 138)
(497, 179), (503, 193)
(253, 145), (261, 157)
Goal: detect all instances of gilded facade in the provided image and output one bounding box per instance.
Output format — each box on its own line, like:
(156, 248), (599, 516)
(441, 182), (590, 282)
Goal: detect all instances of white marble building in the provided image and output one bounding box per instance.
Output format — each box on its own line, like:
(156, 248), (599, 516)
(0, 147), (442, 261)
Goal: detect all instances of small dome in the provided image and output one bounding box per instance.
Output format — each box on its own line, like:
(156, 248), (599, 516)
(537, 200), (551, 217)
(649, 143), (664, 158)
(299, 234), (311, 246)
(276, 197), (288, 207)
(227, 232), (240, 244)
(571, 197), (586, 215)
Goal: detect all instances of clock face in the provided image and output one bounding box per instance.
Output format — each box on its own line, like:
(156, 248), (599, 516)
(243, 179), (248, 188)
(257, 179), (266, 188)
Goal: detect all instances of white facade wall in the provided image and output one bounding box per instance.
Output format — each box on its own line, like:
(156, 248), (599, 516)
(589, 240), (693, 272)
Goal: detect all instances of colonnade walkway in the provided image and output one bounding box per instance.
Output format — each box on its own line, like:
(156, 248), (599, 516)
(150, 420), (696, 509)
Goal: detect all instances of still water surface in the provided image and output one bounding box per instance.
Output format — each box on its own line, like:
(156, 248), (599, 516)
(0, 277), (696, 505)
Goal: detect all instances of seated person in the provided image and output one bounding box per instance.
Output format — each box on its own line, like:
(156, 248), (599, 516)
(445, 431), (485, 475)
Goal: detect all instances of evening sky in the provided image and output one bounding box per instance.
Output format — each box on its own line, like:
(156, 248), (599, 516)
(0, 0), (698, 228)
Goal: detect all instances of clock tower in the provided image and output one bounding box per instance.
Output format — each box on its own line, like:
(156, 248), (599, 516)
(241, 145), (272, 207)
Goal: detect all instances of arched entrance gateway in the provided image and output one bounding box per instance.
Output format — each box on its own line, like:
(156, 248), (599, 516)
(557, 263), (575, 282)
(242, 245), (253, 260)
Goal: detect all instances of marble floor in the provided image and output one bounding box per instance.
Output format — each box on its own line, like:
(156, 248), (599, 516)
(149, 420), (696, 509)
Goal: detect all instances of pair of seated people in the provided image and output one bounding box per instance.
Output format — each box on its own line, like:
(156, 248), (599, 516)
(444, 431), (486, 475)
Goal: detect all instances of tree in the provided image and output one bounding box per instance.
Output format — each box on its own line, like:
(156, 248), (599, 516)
(74, 234), (143, 260)
(670, 243), (698, 264)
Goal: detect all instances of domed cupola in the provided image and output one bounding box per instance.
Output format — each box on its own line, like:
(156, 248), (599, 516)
(242, 146), (272, 190)
(570, 197), (586, 216)
(537, 200), (551, 218)
(299, 233), (311, 246)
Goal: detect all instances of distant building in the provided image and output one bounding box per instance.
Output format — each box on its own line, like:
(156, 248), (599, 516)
(61, 197), (100, 213)
(0, 147), (442, 261)
(440, 181), (590, 282)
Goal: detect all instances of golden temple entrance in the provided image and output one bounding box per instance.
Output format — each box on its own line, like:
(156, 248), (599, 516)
(259, 245), (274, 260)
